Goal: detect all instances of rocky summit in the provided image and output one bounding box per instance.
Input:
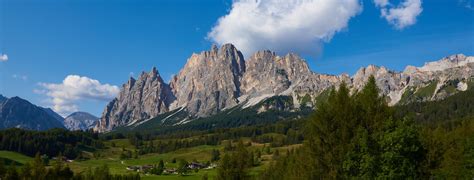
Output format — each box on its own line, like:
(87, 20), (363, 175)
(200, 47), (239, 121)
(0, 95), (65, 130)
(64, 112), (99, 131)
(96, 67), (175, 131)
(95, 44), (474, 132)
(169, 44), (245, 117)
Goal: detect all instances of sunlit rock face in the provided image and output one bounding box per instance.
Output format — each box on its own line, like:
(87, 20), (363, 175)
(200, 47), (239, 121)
(94, 43), (474, 132)
(96, 67), (175, 132)
(170, 44), (246, 117)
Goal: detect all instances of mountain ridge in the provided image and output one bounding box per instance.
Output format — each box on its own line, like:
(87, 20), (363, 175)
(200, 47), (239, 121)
(95, 44), (474, 132)
(64, 112), (99, 131)
(0, 95), (65, 130)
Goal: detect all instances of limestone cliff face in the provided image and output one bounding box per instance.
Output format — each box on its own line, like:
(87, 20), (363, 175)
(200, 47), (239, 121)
(241, 51), (295, 97)
(240, 50), (348, 108)
(94, 43), (473, 132)
(169, 44), (245, 116)
(96, 67), (175, 132)
(351, 54), (474, 105)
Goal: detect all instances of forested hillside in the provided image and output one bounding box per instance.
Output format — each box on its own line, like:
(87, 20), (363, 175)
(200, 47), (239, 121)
(0, 129), (102, 159)
(257, 77), (473, 179)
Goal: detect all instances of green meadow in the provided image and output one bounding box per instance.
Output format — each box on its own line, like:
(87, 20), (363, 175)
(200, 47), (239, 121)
(0, 138), (294, 179)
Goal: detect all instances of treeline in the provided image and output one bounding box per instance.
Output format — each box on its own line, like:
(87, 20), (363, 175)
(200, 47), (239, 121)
(0, 128), (103, 159)
(258, 76), (473, 179)
(115, 119), (304, 155)
(0, 153), (140, 180)
(396, 87), (474, 126)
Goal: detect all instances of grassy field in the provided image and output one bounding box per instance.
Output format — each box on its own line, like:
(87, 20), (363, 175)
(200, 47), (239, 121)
(0, 151), (34, 165)
(0, 137), (299, 179)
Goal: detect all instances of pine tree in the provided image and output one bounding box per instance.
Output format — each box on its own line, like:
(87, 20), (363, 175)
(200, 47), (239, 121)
(31, 152), (46, 180)
(216, 153), (232, 180)
(211, 149), (221, 162)
(306, 83), (356, 179)
(0, 160), (6, 177)
(177, 159), (188, 176)
(260, 76), (427, 179)
(19, 163), (32, 179)
(5, 165), (19, 180)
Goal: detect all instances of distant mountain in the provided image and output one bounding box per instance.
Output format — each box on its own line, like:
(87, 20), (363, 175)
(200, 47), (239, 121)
(0, 95), (7, 104)
(64, 112), (99, 131)
(0, 95), (65, 130)
(42, 107), (65, 123)
(95, 44), (474, 132)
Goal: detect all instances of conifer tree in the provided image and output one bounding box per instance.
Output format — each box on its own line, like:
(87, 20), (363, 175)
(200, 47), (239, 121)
(31, 152), (47, 180)
(5, 165), (19, 180)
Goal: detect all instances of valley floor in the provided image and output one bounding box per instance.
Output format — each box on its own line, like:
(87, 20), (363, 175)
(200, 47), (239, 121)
(0, 138), (300, 180)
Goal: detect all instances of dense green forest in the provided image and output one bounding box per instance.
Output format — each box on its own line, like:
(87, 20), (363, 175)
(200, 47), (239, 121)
(258, 77), (473, 179)
(0, 128), (103, 159)
(0, 76), (472, 179)
(396, 86), (474, 126)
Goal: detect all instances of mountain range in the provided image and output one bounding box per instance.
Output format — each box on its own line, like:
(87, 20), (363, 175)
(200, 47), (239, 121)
(0, 95), (64, 130)
(94, 44), (474, 132)
(0, 95), (99, 131)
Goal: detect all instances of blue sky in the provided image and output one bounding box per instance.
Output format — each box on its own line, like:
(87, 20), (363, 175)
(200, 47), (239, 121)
(0, 0), (473, 116)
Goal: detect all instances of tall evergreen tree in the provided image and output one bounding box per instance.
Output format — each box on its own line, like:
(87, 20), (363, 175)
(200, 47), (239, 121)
(31, 152), (47, 180)
(261, 76), (427, 179)
(5, 165), (19, 180)
(306, 82), (357, 179)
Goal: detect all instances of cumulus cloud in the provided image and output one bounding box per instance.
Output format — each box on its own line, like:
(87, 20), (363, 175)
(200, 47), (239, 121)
(0, 54), (8, 62)
(36, 75), (120, 116)
(376, 0), (423, 29)
(207, 0), (362, 57)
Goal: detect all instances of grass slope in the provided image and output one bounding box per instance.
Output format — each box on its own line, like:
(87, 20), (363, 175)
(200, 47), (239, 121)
(64, 137), (298, 179)
(0, 151), (33, 165)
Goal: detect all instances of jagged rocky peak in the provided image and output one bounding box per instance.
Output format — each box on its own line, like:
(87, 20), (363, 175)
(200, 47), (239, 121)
(241, 50), (310, 97)
(94, 42), (473, 132)
(351, 55), (474, 105)
(96, 66), (175, 132)
(64, 112), (99, 131)
(247, 51), (311, 80)
(183, 44), (245, 74)
(242, 50), (289, 96)
(352, 64), (403, 98)
(170, 44), (245, 117)
(418, 54), (473, 72)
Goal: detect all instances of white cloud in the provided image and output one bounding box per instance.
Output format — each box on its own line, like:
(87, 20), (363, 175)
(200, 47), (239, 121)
(376, 0), (423, 29)
(36, 75), (120, 116)
(207, 0), (362, 57)
(374, 0), (389, 7)
(12, 74), (28, 81)
(0, 54), (8, 62)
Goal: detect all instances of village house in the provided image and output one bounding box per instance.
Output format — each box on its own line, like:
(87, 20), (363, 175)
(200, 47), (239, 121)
(52, 156), (74, 163)
(187, 162), (206, 169)
(164, 168), (178, 175)
(126, 165), (154, 172)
